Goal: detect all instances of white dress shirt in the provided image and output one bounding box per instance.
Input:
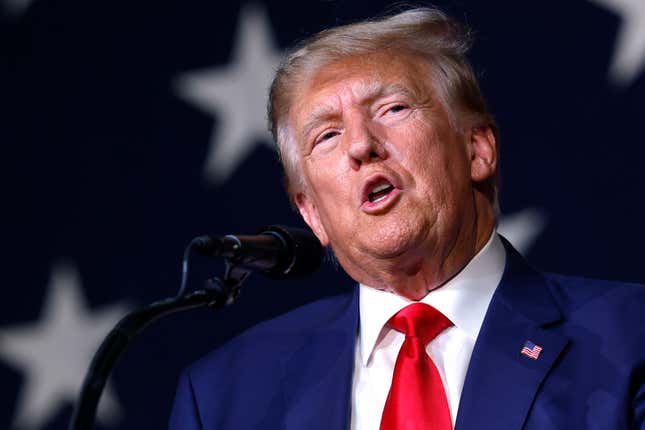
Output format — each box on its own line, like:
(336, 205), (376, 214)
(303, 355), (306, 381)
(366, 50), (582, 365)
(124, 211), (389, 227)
(350, 233), (506, 429)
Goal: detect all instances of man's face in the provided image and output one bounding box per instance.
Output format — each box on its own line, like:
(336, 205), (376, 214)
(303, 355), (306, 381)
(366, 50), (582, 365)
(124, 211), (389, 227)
(290, 52), (496, 289)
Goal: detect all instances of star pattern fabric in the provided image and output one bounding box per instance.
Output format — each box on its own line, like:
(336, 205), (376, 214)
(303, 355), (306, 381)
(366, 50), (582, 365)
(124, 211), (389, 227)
(589, 0), (645, 86)
(0, 262), (129, 429)
(175, 3), (282, 184)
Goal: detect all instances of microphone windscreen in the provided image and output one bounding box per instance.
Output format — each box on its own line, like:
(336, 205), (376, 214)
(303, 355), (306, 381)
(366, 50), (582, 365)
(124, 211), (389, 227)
(260, 225), (323, 279)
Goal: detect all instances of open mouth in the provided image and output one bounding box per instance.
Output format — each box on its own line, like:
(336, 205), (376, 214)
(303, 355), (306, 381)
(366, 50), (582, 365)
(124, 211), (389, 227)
(361, 175), (400, 213)
(368, 182), (395, 203)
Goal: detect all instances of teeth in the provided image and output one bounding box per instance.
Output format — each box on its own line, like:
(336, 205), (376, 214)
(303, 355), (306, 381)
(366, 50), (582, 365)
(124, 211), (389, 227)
(371, 183), (391, 194)
(367, 182), (394, 203)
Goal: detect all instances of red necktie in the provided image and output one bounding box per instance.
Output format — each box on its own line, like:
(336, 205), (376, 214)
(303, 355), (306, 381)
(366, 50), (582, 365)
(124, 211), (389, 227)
(380, 302), (454, 430)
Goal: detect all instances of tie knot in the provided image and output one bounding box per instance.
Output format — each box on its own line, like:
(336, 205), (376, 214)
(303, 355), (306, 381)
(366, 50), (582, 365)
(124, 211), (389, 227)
(388, 303), (453, 344)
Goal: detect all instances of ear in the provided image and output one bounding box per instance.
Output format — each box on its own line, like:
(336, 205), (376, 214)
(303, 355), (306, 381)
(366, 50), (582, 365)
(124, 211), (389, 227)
(469, 125), (497, 183)
(294, 192), (330, 246)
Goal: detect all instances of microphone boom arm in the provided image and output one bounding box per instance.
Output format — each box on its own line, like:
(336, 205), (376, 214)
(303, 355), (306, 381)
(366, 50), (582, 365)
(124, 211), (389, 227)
(68, 258), (250, 429)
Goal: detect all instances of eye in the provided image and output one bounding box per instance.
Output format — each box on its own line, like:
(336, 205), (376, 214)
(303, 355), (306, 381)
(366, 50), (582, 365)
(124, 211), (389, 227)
(387, 104), (407, 114)
(377, 102), (410, 123)
(314, 130), (340, 146)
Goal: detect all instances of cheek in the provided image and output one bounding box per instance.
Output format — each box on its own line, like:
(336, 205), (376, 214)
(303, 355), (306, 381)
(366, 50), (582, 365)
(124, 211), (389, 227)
(388, 118), (436, 157)
(304, 163), (351, 211)
(391, 128), (439, 180)
(401, 139), (468, 204)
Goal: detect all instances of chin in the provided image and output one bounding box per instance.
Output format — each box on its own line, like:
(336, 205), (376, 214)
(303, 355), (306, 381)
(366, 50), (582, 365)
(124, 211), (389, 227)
(358, 218), (430, 259)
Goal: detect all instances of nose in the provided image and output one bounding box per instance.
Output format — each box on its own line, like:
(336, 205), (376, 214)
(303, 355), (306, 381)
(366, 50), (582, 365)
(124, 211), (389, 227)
(346, 118), (386, 170)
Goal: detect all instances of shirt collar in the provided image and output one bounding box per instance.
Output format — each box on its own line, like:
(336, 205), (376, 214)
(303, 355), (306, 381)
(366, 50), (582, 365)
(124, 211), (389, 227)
(358, 232), (506, 366)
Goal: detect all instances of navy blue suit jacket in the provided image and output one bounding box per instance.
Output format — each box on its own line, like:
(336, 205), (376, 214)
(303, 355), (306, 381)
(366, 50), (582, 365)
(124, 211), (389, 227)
(170, 239), (645, 429)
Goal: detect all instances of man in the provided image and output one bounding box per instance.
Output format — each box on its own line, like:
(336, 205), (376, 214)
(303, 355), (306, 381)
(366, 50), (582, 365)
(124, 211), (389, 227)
(170, 8), (645, 429)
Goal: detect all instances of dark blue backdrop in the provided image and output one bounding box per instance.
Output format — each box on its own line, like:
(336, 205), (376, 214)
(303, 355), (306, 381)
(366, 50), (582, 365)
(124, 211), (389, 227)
(2, 1), (644, 429)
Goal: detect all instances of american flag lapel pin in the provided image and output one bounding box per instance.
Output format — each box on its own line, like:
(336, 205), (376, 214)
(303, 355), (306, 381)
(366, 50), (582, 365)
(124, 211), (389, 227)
(521, 340), (543, 360)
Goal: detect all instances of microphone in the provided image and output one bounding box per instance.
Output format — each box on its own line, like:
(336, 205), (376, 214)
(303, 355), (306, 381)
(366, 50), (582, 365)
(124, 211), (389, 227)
(192, 225), (323, 279)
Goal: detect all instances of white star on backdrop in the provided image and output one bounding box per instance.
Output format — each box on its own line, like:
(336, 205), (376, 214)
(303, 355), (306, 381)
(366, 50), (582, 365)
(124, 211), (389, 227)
(175, 3), (282, 184)
(0, 262), (130, 429)
(589, 0), (645, 86)
(498, 208), (547, 254)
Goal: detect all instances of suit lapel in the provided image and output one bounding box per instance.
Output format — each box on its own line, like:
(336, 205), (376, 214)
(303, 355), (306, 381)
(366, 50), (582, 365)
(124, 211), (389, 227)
(281, 287), (359, 430)
(455, 238), (569, 430)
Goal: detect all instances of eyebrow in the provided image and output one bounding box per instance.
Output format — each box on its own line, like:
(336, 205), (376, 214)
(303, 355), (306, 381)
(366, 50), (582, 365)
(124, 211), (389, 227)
(301, 104), (339, 144)
(300, 82), (418, 143)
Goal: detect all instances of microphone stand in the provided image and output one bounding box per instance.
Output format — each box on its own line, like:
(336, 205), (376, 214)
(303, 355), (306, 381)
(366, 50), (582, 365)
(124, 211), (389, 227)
(68, 260), (251, 430)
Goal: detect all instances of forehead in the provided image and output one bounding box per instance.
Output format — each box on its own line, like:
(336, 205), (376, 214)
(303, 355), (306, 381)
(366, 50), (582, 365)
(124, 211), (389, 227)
(291, 52), (433, 124)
